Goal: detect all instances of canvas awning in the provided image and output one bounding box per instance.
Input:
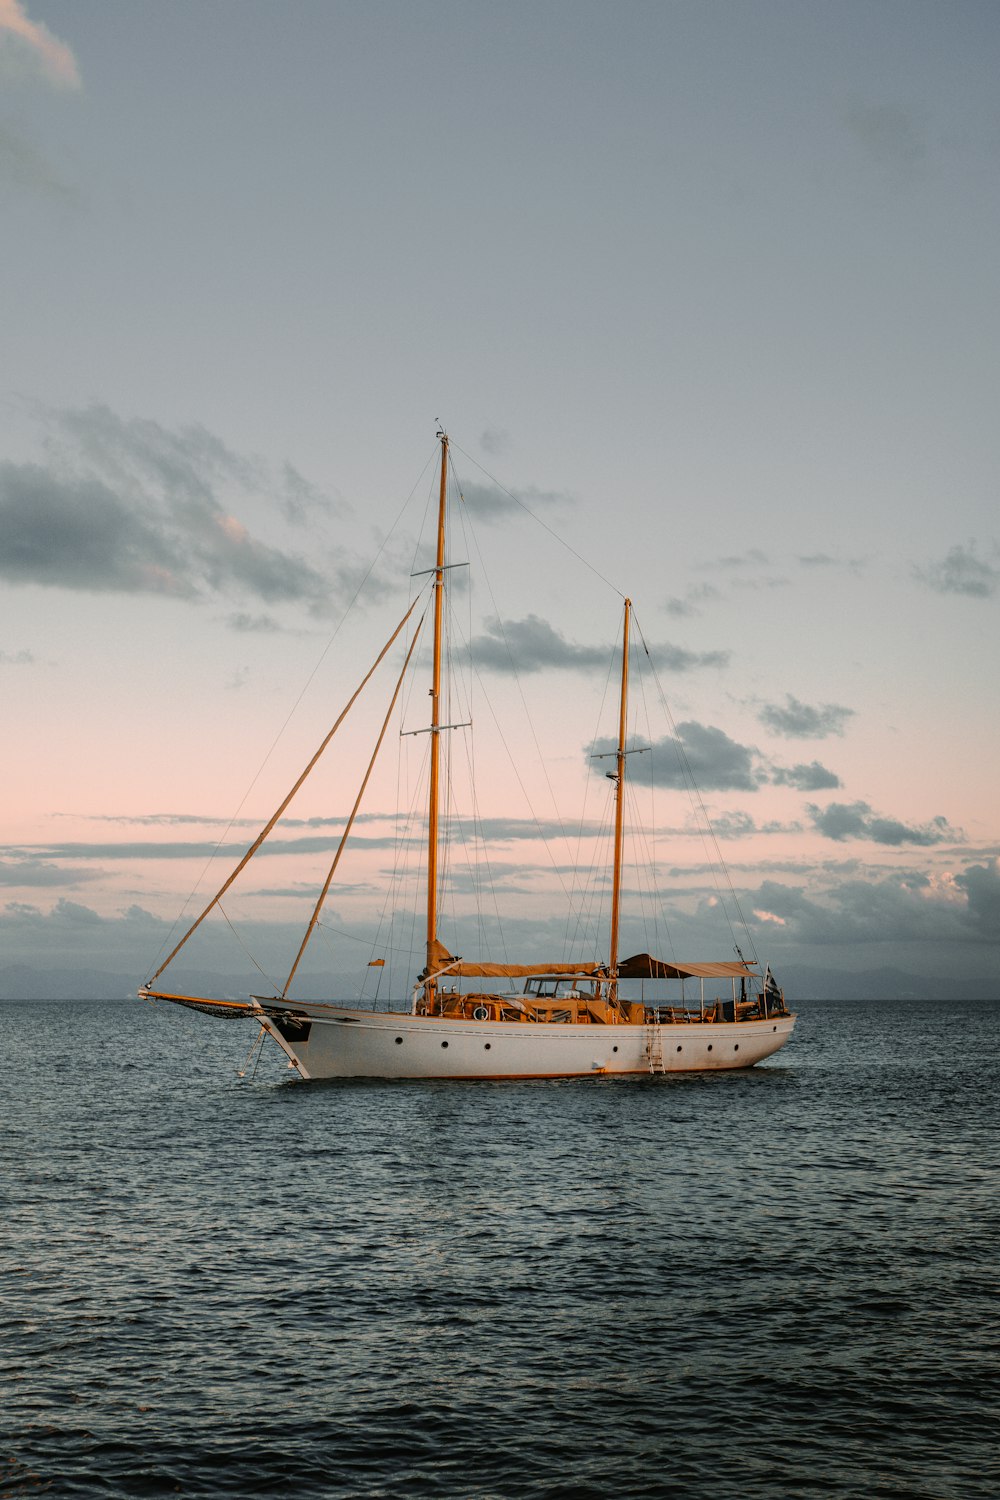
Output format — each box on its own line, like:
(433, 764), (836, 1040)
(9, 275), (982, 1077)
(618, 953), (753, 979)
(422, 942), (752, 983)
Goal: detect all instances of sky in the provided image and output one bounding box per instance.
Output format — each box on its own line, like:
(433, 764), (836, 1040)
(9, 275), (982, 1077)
(1, 0), (998, 1000)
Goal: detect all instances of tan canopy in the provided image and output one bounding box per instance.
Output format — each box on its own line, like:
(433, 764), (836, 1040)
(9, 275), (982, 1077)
(422, 942), (752, 983)
(617, 952), (753, 980)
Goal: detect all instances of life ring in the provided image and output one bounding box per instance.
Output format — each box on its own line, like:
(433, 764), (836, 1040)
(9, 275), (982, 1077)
(472, 1005), (490, 1021)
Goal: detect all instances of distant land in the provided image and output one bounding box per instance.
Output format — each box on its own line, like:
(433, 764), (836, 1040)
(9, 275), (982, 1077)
(2, 963), (997, 1003)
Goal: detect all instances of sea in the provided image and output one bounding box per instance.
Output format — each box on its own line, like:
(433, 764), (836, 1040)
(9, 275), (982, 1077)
(2, 996), (997, 1499)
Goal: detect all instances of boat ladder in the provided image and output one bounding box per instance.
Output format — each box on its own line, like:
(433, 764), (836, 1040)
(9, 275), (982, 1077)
(646, 1025), (665, 1075)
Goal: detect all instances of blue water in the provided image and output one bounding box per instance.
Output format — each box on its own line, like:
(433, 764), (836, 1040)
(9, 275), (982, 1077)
(2, 997), (997, 1498)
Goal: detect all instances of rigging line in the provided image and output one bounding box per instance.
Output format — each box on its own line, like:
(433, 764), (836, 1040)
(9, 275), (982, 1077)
(147, 591), (429, 985)
(146, 459), (439, 979)
(566, 633), (620, 936)
(217, 903), (283, 993)
(632, 608), (761, 967)
(318, 921), (433, 959)
(455, 490), (578, 896)
(450, 441), (625, 600)
(363, 712), (429, 997)
(282, 608), (427, 997)
(464, 657), (575, 907)
(378, 711), (428, 986)
(632, 653), (674, 961)
(464, 728), (511, 968)
(562, 637), (620, 954)
(437, 574), (510, 966)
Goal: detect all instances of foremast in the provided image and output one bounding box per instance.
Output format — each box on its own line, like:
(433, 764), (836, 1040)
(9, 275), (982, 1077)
(424, 430), (449, 1012)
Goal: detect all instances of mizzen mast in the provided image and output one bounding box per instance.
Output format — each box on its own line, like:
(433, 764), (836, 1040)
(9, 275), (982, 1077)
(608, 597), (631, 1003)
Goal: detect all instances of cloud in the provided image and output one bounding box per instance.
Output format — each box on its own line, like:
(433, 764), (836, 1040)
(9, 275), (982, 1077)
(662, 583), (722, 618)
(0, 0), (80, 88)
(707, 811), (758, 840)
(0, 406), (333, 607)
(457, 481), (570, 525)
(707, 549), (769, 571)
(0, 464), (196, 596)
(454, 815), (599, 844)
(758, 695), (855, 739)
(478, 428), (511, 457)
(797, 553), (865, 574)
(953, 860), (1000, 935)
(808, 801), (959, 847)
(468, 615), (728, 674)
(771, 760), (842, 791)
(281, 462), (347, 527)
(470, 615), (608, 673)
(693, 549), (791, 593)
(0, 647), (34, 665)
(916, 542), (998, 599)
(0, 119), (77, 201)
(7, 833), (412, 862)
(226, 612), (282, 633)
(845, 100), (926, 172)
(0, 857), (100, 887)
(748, 861), (996, 951)
(590, 721), (759, 792)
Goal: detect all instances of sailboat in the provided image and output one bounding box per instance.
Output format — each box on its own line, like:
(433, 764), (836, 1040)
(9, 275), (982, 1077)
(139, 432), (795, 1079)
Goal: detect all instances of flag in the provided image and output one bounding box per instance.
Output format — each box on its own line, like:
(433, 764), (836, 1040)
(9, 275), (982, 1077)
(368, 958), (385, 967)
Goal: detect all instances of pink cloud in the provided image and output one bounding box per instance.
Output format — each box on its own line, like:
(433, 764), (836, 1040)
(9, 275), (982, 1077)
(0, 0), (80, 88)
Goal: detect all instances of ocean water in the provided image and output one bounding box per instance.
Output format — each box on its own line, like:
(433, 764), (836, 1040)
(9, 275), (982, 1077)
(2, 997), (997, 1500)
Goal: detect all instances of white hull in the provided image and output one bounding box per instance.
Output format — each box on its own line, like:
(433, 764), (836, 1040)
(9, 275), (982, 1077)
(254, 999), (797, 1081)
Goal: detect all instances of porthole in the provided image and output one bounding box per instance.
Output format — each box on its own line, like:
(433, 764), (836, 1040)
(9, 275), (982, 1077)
(734, 1044), (739, 1053)
(612, 1046), (619, 1054)
(707, 1044), (713, 1052)
(441, 1040), (449, 1049)
(394, 1037), (403, 1045)
(484, 1043), (491, 1051)
(676, 1045), (682, 1053)
(773, 1025), (777, 1032)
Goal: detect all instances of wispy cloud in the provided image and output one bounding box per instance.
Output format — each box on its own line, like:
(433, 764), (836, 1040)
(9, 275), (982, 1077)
(0, 857), (100, 887)
(0, 647), (34, 665)
(468, 615), (728, 674)
(281, 462), (348, 527)
(758, 695), (855, 739)
(0, 119), (77, 201)
(797, 552), (865, 574)
(0, 405), (338, 608)
(457, 481), (571, 526)
(0, 0), (80, 88)
(6, 834), (417, 862)
(478, 428), (511, 457)
(845, 100), (927, 173)
(808, 801), (959, 847)
(662, 583), (722, 618)
(916, 541), (998, 599)
(710, 549), (769, 571)
(226, 612), (282, 633)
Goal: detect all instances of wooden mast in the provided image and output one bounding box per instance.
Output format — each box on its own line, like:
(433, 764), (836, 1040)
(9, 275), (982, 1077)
(425, 431), (449, 1011)
(608, 597), (631, 1004)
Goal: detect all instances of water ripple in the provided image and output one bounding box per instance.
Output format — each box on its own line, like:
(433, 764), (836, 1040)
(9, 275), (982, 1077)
(2, 997), (998, 1498)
